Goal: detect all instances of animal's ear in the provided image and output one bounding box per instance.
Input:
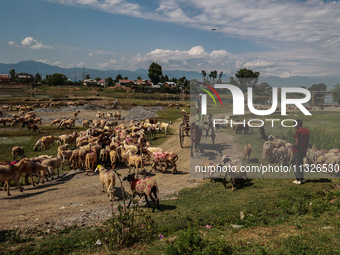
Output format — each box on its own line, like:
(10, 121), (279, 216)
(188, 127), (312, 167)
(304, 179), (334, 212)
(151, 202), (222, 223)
(132, 173), (135, 176)
(122, 177), (127, 181)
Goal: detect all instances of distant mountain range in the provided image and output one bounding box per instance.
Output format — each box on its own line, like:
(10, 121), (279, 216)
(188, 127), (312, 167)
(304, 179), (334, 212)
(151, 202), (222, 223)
(0, 60), (339, 89)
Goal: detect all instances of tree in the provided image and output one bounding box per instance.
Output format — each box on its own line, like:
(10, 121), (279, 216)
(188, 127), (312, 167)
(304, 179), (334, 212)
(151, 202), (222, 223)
(106, 77), (114, 86)
(47, 73), (68, 86)
(235, 68), (260, 92)
(160, 75), (166, 83)
(212, 70), (218, 84)
(164, 75), (169, 81)
(9, 69), (15, 79)
(137, 76), (142, 80)
(115, 74), (123, 82)
(148, 62), (162, 85)
(217, 71), (223, 83)
(95, 77), (101, 81)
(201, 70), (207, 82)
(309, 83), (327, 97)
(86, 74), (90, 79)
(331, 84), (340, 104)
(123, 76), (128, 80)
(35, 73), (42, 83)
(310, 83), (326, 91)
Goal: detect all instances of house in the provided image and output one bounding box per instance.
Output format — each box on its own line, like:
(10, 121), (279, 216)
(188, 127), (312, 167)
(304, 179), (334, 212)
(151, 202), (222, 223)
(15, 73), (33, 80)
(163, 82), (176, 88)
(136, 79), (153, 86)
(0, 74), (11, 83)
(118, 79), (135, 86)
(97, 79), (107, 87)
(83, 79), (97, 86)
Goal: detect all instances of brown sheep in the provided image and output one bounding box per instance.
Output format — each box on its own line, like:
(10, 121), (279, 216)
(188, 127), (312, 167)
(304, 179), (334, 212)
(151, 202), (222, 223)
(123, 174), (160, 212)
(20, 159), (52, 186)
(243, 144), (252, 163)
(85, 151), (97, 175)
(0, 159), (25, 196)
(99, 148), (109, 166)
(109, 150), (118, 169)
(12, 146), (25, 160)
(124, 150), (144, 175)
(73, 110), (80, 119)
(69, 149), (81, 170)
(94, 165), (116, 201)
(51, 119), (61, 126)
(42, 156), (63, 179)
(82, 119), (92, 128)
(41, 135), (60, 151)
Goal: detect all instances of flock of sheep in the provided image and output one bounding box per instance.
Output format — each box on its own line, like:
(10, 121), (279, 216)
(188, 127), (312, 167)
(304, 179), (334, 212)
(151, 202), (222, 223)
(0, 103), (178, 212)
(261, 134), (340, 175)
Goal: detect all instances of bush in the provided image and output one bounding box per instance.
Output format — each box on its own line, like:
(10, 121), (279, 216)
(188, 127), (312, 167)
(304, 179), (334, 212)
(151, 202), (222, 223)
(98, 203), (157, 250)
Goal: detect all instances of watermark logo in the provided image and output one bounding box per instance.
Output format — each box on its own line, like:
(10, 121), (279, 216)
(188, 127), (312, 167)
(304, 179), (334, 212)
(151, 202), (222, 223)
(199, 83), (312, 116)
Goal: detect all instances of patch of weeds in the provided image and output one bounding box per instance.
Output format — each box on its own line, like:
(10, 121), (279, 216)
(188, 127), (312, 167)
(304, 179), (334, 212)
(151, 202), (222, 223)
(98, 203), (157, 251)
(4, 229), (32, 244)
(276, 235), (334, 255)
(276, 193), (311, 216)
(164, 228), (233, 255)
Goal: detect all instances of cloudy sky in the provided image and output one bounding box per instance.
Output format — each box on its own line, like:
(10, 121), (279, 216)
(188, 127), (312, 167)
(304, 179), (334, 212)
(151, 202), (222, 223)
(1, 0), (340, 77)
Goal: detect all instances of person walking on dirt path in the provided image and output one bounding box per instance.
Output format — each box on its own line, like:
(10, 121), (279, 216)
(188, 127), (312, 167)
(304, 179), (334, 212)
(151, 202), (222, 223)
(113, 99), (117, 109)
(292, 119), (310, 185)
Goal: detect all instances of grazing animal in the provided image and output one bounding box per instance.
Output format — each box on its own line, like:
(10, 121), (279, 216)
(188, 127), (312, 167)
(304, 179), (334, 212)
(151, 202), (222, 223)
(124, 150), (144, 176)
(243, 144), (252, 163)
(109, 150), (118, 169)
(221, 157), (248, 191)
(27, 123), (40, 133)
(20, 159), (52, 186)
(12, 146), (25, 160)
(41, 156), (63, 179)
(73, 110), (80, 119)
(149, 151), (178, 174)
(0, 159), (25, 196)
(99, 148), (109, 166)
(85, 151), (97, 175)
(82, 119), (92, 128)
(94, 165), (116, 201)
(51, 119), (61, 126)
(123, 173), (160, 212)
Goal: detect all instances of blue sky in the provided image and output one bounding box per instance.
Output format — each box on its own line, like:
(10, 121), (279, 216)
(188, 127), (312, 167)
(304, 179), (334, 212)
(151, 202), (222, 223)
(1, 0), (340, 77)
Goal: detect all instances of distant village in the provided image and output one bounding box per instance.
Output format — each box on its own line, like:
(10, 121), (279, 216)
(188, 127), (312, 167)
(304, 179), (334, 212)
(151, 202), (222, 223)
(0, 70), (190, 96)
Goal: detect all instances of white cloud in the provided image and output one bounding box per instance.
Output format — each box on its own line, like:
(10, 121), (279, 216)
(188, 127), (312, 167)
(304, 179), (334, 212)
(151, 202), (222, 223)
(9, 37), (53, 50)
(21, 36), (54, 49)
(50, 0), (340, 46)
(88, 49), (116, 56)
(98, 59), (118, 69)
(43, 1), (340, 77)
(37, 59), (64, 67)
(129, 46), (235, 72)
